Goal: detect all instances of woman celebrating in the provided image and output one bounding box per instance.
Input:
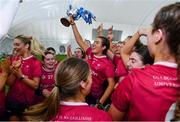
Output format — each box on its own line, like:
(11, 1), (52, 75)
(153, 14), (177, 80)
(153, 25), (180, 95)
(6, 35), (43, 121)
(108, 2), (180, 121)
(33, 51), (57, 104)
(69, 17), (115, 108)
(24, 57), (112, 121)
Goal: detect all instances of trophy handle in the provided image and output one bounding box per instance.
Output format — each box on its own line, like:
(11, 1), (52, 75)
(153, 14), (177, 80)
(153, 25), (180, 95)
(60, 17), (71, 27)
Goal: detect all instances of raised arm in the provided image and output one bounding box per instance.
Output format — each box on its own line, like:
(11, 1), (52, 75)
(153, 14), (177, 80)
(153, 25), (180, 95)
(120, 28), (148, 65)
(120, 31), (141, 66)
(97, 23), (103, 36)
(67, 44), (73, 58)
(70, 17), (89, 52)
(106, 49), (115, 60)
(107, 26), (114, 50)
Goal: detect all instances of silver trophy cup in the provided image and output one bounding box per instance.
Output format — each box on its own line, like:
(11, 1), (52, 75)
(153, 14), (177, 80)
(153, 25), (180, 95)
(60, 17), (71, 27)
(60, 6), (78, 27)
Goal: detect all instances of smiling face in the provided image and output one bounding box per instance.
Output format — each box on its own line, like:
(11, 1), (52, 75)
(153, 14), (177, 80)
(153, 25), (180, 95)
(43, 53), (56, 70)
(92, 37), (105, 55)
(13, 38), (28, 56)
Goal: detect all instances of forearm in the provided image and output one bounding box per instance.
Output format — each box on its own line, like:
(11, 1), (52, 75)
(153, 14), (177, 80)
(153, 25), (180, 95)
(120, 54), (130, 67)
(67, 48), (73, 58)
(121, 32), (140, 55)
(6, 73), (16, 86)
(0, 72), (8, 90)
(97, 23), (103, 37)
(21, 76), (40, 90)
(107, 50), (115, 60)
(71, 24), (89, 51)
(99, 80), (115, 104)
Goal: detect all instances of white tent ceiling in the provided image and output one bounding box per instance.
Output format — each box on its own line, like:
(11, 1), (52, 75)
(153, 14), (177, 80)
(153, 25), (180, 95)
(11, 0), (179, 26)
(1, 0), (179, 53)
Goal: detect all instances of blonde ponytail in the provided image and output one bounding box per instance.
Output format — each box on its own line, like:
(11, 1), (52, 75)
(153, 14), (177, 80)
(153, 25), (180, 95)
(15, 35), (45, 56)
(24, 86), (60, 121)
(30, 37), (45, 56)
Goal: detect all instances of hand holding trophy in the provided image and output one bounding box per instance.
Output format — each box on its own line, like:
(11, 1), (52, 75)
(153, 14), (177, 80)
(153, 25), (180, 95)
(60, 5), (96, 27)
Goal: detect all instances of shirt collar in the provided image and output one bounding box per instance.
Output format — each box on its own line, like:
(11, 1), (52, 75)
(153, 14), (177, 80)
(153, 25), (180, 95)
(154, 61), (177, 68)
(60, 101), (88, 106)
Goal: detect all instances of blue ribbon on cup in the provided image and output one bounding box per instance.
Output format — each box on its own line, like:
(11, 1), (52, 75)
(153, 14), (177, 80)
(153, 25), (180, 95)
(77, 7), (96, 24)
(61, 5), (96, 27)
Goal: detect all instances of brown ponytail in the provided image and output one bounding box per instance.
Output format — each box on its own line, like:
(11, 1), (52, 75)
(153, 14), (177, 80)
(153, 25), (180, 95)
(24, 57), (90, 121)
(172, 47), (180, 121)
(152, 2), (180, 121)
(24, 86), (60, 121)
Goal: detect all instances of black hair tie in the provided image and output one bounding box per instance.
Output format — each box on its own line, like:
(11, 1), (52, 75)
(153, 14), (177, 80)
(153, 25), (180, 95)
(55, 84), (62, 92)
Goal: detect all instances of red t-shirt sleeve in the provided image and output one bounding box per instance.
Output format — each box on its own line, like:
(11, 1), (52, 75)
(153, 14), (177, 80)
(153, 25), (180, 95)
(105, 63), (115, 78)
(86, 47), (92, 56)
(111, 75), (133, 112)
(113, 55), (128, 77)
(32, 60), (42, 77)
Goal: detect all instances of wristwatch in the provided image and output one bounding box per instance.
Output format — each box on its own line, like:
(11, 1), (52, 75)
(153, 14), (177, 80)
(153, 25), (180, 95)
(96, 100), (104, 110)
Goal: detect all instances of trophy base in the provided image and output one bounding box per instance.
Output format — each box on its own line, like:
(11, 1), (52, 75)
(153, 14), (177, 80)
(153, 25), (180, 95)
(60, 18), (71, 27)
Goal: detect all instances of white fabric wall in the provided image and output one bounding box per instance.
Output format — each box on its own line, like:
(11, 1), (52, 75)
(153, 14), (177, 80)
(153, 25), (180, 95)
(7, 19), (140, 54)
(1, 0), (178, 54)
(0, 0), (20, 40)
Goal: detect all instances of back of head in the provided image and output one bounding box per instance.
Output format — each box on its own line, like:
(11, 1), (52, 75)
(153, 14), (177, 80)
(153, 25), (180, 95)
(46, 47), (56, 55)
(56, 57), (90, 99)
(134, 41), (144, 50)
(152, 2), (180, 75)
(24, 57), (90, 121)
(153, 2), (180, 121)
